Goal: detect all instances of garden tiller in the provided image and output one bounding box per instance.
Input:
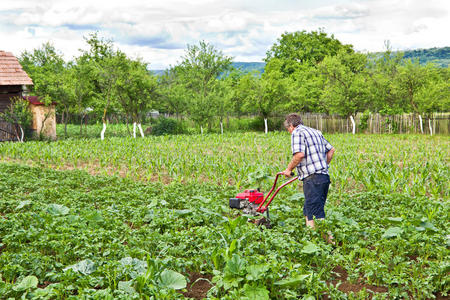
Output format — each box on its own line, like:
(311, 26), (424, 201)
(229, 172), (298, 228)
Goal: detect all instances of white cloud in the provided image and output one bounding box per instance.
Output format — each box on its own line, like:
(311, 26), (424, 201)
(0, 0), (448, 69)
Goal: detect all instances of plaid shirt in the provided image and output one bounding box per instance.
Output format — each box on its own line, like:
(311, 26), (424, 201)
(291, 125), (333, 180)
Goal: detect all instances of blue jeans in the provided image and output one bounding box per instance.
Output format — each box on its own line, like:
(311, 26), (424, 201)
(303, 173), (330, 221)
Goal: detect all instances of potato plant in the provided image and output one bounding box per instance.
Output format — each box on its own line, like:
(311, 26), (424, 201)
(0, 133), (448, 299)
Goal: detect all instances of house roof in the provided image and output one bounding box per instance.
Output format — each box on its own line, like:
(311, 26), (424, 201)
(0, 51), (33, 86)
(23, 96), (44, 105)
(23, 96), (57, 106)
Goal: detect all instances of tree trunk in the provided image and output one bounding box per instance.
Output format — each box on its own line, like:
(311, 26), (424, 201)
(101, 122), (107, 140)
(133, 122), (137, 138)
(350, 115), (356, 134)
(220, 121), (223, 135)
(418, 115), (423, 133)
(101, 92), (111, 140)
(138, 123), (144, 138)
(264, 118), (268, 134)
(80, 115), (84, 135)
(428, 118), (433, 136)
(126, 118), (131, 136)
(61, 110), (65, 128)
(200, 126), (203, 135)
(64, 119), (68, 138)
(20, 126), (24, 142)
(63, 110), (68, 138)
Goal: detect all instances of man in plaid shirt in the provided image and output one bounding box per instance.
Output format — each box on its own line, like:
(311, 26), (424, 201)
(282, 113), (335, 232)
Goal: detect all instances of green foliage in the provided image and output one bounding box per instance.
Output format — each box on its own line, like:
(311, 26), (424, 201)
(319, 50), (370, 117)
(17, 32), (449, 140)
(265, 29), (353, 76)
(150, 117), (185, 135)
(19, 42), (65, 106)
(0, 133), (448, 298)
(176, 41), (233, 128)
(13, 275), (38, 292)
(358, 110), (371, 131)
(0, 97), (33, 141)
(115, 57), (159, 124)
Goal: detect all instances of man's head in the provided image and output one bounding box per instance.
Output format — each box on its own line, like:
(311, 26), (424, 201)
(284, 113), (303, 133)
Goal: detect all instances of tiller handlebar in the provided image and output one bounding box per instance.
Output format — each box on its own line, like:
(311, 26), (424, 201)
(256, 172), (299, 213)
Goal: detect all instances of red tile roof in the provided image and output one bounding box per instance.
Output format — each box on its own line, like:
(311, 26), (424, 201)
(23, 96), (57, 106)
(0, 51), (33, 86)
(23, 96), (44, 105)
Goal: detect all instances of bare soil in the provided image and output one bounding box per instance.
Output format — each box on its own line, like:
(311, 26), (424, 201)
(323, 265), (388, 299)
(182, 272), (213, 300)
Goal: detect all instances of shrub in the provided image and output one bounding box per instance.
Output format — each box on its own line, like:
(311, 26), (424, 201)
(151, 117), (186, 135)
(0, 97), (33, 141)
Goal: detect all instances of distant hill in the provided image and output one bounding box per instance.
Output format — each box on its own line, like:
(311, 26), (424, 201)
(402, 47), (449, 67)
(151, 62), (265, 76)
(151, 47), (449, 75)
(231, 62), (265, 73)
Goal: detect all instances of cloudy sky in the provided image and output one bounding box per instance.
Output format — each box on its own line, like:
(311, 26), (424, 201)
(1, 0), (449, 69)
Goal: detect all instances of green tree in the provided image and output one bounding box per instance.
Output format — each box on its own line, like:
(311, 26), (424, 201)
(222, 69), (246, 125)
(264, 29), (354, 119)
(19, 43), (71, 138)
(68, 58), (96, 137)
(116, 58), (158, 137)
(265, 29), (353, 77)
(158, 67), (188, 120)
(414, 65), (450, 134)
(319, 50), (370, 133)
(20, 42), (64, 105)
(395, 60), (431, 113)
(241, 59), (290, 133)
(285, 63), (324, 113)
(79, 33), (123, 139)
(212, 78), (232, 134)
(176, 41), (232, 132)
(367, 43), (405, 115)
(0, 97), (32, 142)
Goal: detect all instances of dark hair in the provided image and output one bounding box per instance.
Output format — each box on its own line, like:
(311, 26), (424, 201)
(284, 113), (303, 128)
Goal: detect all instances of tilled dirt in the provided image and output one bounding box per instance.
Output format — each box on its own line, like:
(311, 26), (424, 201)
(181, 272), (213, 300)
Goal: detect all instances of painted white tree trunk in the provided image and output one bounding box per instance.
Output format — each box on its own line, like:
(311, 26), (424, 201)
(133, 122), (137, 138)
(264, 118), (268, 134)
(18, 126), (24, 142)
(418, 115), (423, 133)
(220, 121), (223, 135)
(138, 123), (144, 137)
(100, 122), (107, 140)
(428, 118), (433, 136)
(350, 115), (356, 134)
(200, 126), (203, 135)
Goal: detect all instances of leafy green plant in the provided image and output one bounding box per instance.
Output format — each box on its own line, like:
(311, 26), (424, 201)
(0, 133), (448, 299)
(0, 96), (33, 142)
(151, 117), (186, 135)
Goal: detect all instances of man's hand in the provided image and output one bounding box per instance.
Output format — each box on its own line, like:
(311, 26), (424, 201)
(281, 169), (293, 177)
(326, 147), (335, 165)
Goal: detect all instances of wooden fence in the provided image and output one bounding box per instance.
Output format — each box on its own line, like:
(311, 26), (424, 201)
(0, 120), (17, 141)
(273, 113), (450, 135)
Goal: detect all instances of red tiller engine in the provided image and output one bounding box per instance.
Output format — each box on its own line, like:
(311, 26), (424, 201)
(236, 189), (264, 204)
(229, 172), (299, 228)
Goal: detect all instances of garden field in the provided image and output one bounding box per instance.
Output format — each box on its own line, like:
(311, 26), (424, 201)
(0, 133), (449, 299)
